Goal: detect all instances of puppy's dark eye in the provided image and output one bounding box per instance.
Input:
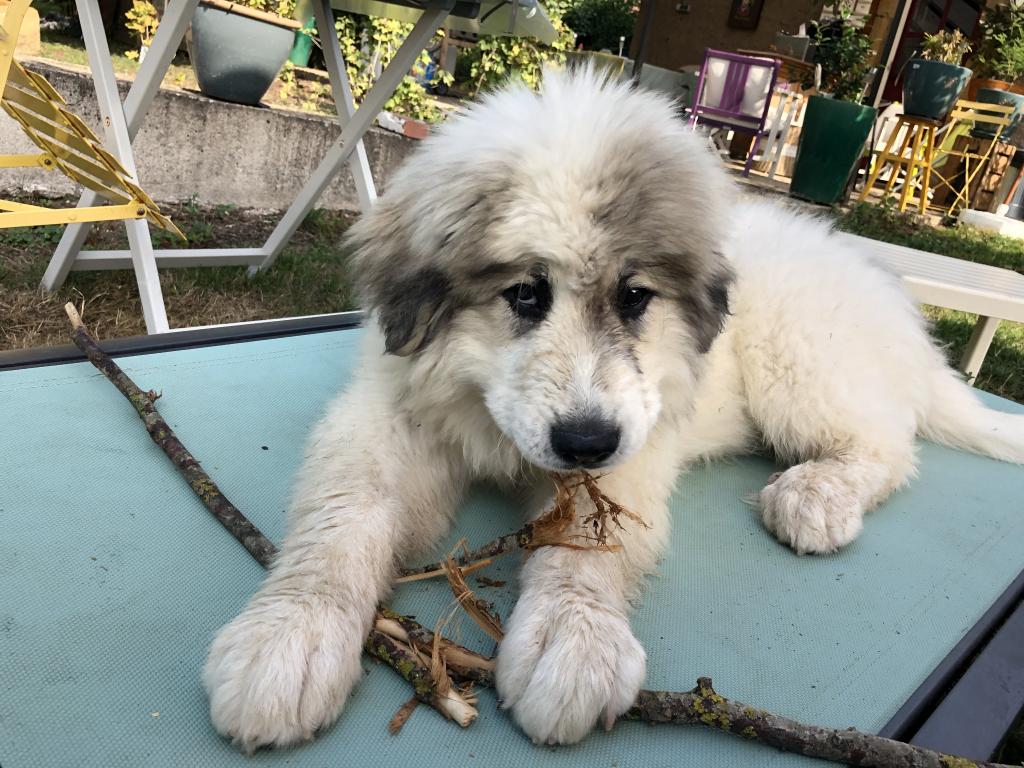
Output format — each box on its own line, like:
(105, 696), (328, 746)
(618, 283), (654, 320)
(503, 278), (552, 321)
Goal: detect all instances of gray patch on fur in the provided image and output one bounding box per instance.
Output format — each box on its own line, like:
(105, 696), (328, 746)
(376, 268), (454, 356)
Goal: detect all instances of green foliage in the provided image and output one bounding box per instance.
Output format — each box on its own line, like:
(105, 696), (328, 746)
(971, 1), (1024, 82)
(563, 0), (637, 52)
(331, 14), (446, 122)
(463, 0), (576, 96)
(919, 29), (971, 64)
(124, 0), (159, 51)
(810, 2), (874, 102)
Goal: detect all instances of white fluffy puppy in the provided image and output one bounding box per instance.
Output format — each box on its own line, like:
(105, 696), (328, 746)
(204, 69), (1024, 752)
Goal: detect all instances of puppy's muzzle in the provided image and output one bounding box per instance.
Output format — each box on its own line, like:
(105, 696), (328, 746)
(550, 418), (621, 468)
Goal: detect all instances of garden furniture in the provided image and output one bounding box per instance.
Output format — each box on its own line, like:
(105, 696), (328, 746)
(837, 231), (1024, 384)
(0, 0), (180, 235)
(688, 48), (780, 176)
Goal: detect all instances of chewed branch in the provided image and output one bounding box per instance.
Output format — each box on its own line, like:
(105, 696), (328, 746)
(398, 471), (640, 581)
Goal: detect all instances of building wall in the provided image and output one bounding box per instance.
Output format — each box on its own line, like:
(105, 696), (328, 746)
(633, 0), (826, 71)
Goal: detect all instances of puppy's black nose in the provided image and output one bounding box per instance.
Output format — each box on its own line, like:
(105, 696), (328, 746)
(550, 419), (621, 467)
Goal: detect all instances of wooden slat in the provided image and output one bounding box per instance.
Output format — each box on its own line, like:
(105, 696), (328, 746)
(0, 202), (145, 228)
(2, 82), (73, 126)
(2, 101), (100, 158)
(1, 53), (183, 237)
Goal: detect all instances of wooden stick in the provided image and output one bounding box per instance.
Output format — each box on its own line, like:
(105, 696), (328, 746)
(64, 305), (473, 728)
(394, 558), (492, 584)
(625, 678), (1008, 768)
(65, 303), (279, 568)
(364, 629), (477, 727)
(64, 307), (1012, 767)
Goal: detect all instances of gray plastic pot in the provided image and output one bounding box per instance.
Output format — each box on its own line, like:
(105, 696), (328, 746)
(902, 59), (971, 121)
(972, 87), (1024, 143)
(190, 0), (300, 106)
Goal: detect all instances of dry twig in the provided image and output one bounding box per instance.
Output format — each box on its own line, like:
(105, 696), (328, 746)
(442, 556), (504, 642)
(398, 471), (631, 580)
(64, 303), (278, 568)
(65, 308), (1012, 767)
(364, 629), (476, 727)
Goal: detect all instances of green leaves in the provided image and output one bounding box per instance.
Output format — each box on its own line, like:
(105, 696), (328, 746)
(464, 16), (575, 96)
(972, 2), (1024, 81)
(810, 3), (874, 103)
(330, 14), (447, 122)
(919, 29), (971, 65)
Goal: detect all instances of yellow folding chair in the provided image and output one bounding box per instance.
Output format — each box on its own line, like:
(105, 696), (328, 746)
(928, 99), (1016, 216)
(0, 0), (182, 236)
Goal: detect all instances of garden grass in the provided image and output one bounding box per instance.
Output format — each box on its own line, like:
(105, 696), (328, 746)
(2, 197), (1021, 405)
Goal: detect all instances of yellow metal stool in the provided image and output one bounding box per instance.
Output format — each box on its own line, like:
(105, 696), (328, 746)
(860, 114), (940, 215)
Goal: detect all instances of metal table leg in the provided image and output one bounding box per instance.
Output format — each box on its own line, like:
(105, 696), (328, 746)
(66, 0), (176, 333)
(42, 0), (201, 296)
(959, 315), (1000, 386)
(313, 0), (377, 211)
(253, 5), (449, 273)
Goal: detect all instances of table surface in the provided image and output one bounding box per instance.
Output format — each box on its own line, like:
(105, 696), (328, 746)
(2, 328), (1024, 767)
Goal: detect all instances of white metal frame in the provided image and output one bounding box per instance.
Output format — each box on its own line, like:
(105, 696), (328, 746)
(40, 0), (453, 333)
(838, 232), (1024, 385)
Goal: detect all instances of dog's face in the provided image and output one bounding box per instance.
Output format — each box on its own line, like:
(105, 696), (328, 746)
(347, 71), (733, 472)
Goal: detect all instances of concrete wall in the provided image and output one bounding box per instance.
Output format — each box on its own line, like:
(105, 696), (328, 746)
(0, 60), (418, 211)
(634, 0), (825, 71)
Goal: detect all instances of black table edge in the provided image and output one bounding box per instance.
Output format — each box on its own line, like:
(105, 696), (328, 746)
(0, 312), (365, 370)
(878, 566), (1024, 758)
(3, 313), (1022, 758)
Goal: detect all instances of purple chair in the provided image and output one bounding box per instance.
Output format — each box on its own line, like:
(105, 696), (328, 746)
(688, 49), (781, 176)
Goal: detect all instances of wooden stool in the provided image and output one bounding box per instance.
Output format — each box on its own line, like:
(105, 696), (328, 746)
(860, 115), (941, 214)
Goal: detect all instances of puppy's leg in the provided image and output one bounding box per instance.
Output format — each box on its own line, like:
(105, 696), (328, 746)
(203, 378), (464, 752)
(496, 441), (678, 745)
(758, 442), (916, 554)
(752, 381), (918, 554)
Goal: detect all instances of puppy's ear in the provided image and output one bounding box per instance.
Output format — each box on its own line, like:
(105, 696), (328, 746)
(374, 267), (453, 356)
(692, 263), (734, 354)
(345, 200), (455, 356)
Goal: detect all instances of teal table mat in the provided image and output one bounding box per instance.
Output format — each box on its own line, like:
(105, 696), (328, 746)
(2, 328), (1023, 768)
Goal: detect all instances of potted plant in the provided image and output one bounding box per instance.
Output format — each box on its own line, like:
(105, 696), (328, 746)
(189, 0), (302, 106)
(902, 29), (971, 121)
(124, 0), (159, 63)
(967, 0), (1024, 99)
(789, 3), (876, 205)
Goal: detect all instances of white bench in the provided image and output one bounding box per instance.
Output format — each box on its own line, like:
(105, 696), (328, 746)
(837, 232), (1024, 385)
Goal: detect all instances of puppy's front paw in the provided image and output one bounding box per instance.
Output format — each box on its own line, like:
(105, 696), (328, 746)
(759, 463), (864, 555)
(203, 597), (364, 753)
(495, 590), (645, 745)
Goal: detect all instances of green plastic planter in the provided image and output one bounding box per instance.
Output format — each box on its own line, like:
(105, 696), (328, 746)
(789, 95), (876, 205)
(903, 59), (971, 121)
(190, 0), (299, 106)
(288, 16), (315, 67)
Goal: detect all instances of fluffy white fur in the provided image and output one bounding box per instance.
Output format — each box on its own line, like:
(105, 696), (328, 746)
(204, 70), (1024, 752)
